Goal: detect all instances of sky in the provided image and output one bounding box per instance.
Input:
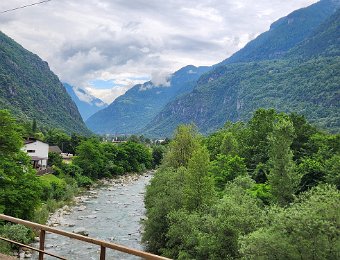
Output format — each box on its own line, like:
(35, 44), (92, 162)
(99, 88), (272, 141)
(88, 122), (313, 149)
(0, 0), (318, 103)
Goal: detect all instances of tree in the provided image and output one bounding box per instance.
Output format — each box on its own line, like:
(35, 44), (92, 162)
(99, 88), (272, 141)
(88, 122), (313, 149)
(267, 116), (300, 206)
(143, 167), (186, 254)
(163, 125), (201, 169)
(324, 154), (340, 189)
(240, 185), (340, 259)
(219, 132), (239, 156)
(183, 146), (216, 212)
(0, 110), (42, 219)
(297, 158), (324, 192)
(0, 110), (23, 158)
(152, 145), (166, 167)
(210, 154), (247, 191)
(32, 118), (37, 133)
(48, 152), (63, 167)
(73, 139), (105, 179)
(246, 108), (278, 171)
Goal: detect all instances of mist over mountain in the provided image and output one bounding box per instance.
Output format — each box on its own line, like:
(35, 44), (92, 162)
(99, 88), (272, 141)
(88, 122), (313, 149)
(63, 83), (107, 121)
(86, 65), (210, 134)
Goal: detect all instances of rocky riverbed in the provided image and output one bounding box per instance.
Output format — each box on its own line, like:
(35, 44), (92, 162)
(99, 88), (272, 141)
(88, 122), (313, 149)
(31, 171), (154, 260)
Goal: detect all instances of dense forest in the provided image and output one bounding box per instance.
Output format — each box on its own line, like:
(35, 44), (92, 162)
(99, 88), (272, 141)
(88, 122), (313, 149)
(143, 108), (340, 259)
(0, 109), (155, 254)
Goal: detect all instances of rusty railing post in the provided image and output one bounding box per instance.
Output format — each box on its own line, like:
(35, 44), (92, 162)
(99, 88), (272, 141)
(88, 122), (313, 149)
(39, 229), (46, 260)
(100, 245), (106, 260)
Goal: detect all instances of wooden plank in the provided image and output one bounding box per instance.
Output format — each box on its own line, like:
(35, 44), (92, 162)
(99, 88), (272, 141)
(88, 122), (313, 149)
(100, 245), (106, 260)
(0, 214), (171, 260)
(39, 230), (45, 260)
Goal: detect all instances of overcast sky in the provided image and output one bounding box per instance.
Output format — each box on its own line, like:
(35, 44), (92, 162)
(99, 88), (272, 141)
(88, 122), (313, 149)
(0, 0), (317, 103)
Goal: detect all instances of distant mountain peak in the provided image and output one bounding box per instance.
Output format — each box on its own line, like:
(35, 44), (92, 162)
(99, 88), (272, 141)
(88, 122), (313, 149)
(63, 83), (107, 120)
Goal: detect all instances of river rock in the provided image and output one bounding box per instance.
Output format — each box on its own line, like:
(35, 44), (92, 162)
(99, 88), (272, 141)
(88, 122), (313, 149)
(77, 205), (86, 211)
(19, 252), (25, 259)
(73, 227), (89, 236)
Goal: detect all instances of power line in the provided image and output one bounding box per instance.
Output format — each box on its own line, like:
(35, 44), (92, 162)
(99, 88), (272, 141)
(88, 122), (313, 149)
(0, 0), (52, 14)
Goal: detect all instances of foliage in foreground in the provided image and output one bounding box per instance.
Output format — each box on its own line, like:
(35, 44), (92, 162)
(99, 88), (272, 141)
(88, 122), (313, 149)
(143, 109), (340, 259)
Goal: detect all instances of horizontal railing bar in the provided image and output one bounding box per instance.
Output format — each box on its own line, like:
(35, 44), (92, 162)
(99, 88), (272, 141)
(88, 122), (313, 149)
(0, 214), (170, 260)
(0, 236), (66, 260)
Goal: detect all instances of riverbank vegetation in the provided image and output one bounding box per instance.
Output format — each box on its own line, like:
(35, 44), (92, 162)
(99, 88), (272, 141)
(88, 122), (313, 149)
(0, 109), (157, 254)
(143, 108), (340, 259)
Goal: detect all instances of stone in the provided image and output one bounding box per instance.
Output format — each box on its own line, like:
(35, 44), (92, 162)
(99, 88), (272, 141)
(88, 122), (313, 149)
(73, 227), (89, 236)
(77, 205), (86, 211)
(19, 252), (25, 259)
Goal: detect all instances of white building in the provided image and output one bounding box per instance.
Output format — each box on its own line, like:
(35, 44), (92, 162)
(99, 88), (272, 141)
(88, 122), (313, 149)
(22, 138), (49, 170)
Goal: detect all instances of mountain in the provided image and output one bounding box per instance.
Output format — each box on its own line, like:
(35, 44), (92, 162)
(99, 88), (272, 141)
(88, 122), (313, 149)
(144, 0), (340, 137)
(0, 31), (90, 135)
(86, 65), (210, 134)
(219, 0), (340, 64)
(63, 83), (107, 121)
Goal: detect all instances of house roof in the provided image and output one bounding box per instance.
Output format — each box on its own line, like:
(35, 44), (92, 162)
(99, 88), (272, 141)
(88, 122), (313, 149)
(49, 146), (62, 154)
(24, 137), (48, 145)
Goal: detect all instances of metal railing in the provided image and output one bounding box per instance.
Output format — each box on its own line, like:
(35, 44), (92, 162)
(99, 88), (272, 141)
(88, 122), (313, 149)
(0, 214), (170, 260)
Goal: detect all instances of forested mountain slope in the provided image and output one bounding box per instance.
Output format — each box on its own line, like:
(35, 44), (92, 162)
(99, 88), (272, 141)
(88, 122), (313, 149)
(144, 1), (340, 137)
(0, 31), (90, 134)
(86, 65), (210, 134)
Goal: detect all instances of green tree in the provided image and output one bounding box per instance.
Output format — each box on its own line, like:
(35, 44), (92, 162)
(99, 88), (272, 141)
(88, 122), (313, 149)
(324, 154), (340, 189)
(0, 110), (42, 219)
(246, 108), (278, 171)
(297, 158), (324, 192)
(219, 132), (239, 156)
(32, 118), (37, 133)
(240, 185), (340, 259)
(183, 146), (216, 212)
(210, 154), (247, 191)
(143, 167), (186, 254)
(47, 152), (63, 167)
(267, 116), (300, 206)
(0, 110), (23, 158)
(73, 139), (104, 179)
(163, 125), (201, 168)
(152, 145), (166, 167)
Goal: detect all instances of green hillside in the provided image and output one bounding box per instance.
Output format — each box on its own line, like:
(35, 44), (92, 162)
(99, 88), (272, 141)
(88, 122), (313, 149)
(0, 31), (90, 134)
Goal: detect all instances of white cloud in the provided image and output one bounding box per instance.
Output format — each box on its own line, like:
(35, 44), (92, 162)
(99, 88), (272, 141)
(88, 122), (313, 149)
(85, 86), (130, 104)
(0, 0), (318, 100)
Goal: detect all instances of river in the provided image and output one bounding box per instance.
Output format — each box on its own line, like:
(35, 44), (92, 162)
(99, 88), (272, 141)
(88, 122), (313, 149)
(33, 172), (153, 260)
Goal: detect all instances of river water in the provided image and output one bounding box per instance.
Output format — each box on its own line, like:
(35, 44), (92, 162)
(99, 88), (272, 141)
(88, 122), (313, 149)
(33, 172), (152, 260)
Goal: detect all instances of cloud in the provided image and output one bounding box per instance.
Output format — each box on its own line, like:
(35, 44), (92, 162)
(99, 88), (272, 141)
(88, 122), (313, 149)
(0, 0), (318, 100)
(85, 85), (130, 104)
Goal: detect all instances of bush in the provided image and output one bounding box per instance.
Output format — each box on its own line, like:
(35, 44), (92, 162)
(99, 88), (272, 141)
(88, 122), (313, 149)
(39, 174), (67, 201)
(74, 173), (93, 187)
(0, 223), (32, 250)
